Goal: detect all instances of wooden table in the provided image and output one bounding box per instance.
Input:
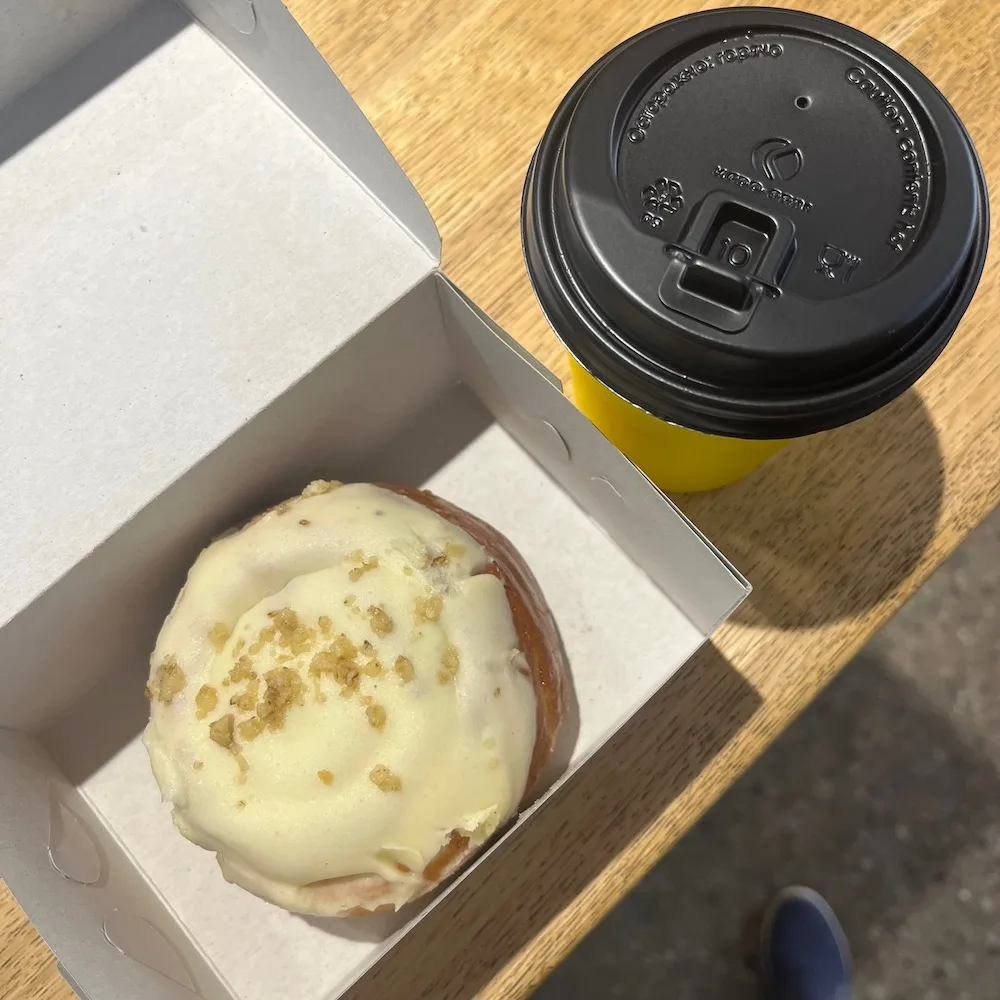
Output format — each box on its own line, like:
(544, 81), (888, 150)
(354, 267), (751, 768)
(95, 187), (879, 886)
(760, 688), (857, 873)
(3, 1), (998, 997)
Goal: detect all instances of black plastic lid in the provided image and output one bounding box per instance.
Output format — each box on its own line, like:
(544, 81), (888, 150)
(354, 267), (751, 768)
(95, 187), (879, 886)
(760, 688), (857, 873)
(522, 8), (989, 439)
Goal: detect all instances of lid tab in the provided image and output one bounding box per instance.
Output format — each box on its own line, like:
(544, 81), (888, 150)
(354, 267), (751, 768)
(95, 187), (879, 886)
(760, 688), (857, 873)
(659, 193), (795, 331)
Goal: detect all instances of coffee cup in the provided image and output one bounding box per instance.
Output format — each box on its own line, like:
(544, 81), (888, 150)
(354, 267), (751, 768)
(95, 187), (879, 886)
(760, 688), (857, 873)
(522, 8), (988, 492)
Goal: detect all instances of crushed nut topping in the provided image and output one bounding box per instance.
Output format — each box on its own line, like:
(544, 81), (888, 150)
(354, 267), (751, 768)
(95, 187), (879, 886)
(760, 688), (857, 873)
(299, 519), (310, 526)
(369, 765), (402, 792)
(368, 605), (393, 636)
(256, 667), (306, 731)
(208, 622), (230, 652)
(268, 607), (299, 638)
(237, 717), (265, 742)
(193, 760), (204, 771)
(228, 656), (257, 684)
(318, 615), (332, 636)
(430, 542), (468, 566)
(394, 656), (415, 683)
(402, 566), (414, 576)
(209, 714), (235, 749)
(235, 753), (250, 781)
(348, 551), (379, 582)
(230, 677), (260, 713)
(301, 479), (342, 497)
(415, 594), (443, 623)
(309, 644), (360, 693)
(367, 662), (386, 681)
(146, 657), (186, 704)
(317, 770), (334, 786)
(232, 638), (245, 657)
(331, 634), (357, 661)
(195, 684), (218, 720)
(248, 641), (264, 655)
(366, 704), (387, 730)
(494, 686), (501, 698)
(438, 645), (461, 684)
(236, 799), (247, 809)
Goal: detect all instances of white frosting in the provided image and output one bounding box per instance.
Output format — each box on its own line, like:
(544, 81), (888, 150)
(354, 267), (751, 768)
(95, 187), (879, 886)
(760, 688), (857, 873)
(142, 483), (537, 912)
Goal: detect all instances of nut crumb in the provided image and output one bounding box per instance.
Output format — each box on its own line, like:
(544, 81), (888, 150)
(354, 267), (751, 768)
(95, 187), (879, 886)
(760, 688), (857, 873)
(195, 684), (218, 720)
(441, 645), (460, 681)
(232, 638), (245, 657)
(309, 645), (360, 693)
(230, 677), (260, 713)
(368, 605), (393, 636)
(299, 519), (310, 526)
(402, 566), (414, 576)
(301, 479), (342, 497)
(369, 764), (402, 792)
(193, 760), (204, 770)
(366, 704), (387, 730)
(229, 656), (257, 685)
(415, 594), (443, 623)
(147, 656), (186, 704)
(331, 634), (357, 661)
(236, 799), (247, 809)
(318, 615), (332, 636)
(494, 686), (501, 698)
(349, 553), (379, 581)
(237, 717), (265, 742)
(248, 641), (263, 655)
(235, 753), (250, 780)
(268, 607), (300, 638)
(209, 714), (235, 749)
(394, 656), (415, 683)
(318, 770), (334, 786)
(256, 667), (306, 731)
(208, 622), (230, 652)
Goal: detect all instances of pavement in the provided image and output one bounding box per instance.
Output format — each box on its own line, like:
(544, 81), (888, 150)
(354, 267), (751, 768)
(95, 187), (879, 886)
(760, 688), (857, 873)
(532, 507), (1000, 1000)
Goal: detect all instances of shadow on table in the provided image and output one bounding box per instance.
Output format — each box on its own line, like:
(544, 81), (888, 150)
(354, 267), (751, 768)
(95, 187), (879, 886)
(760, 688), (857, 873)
(677, 389), (944, 629)
(343, 642), (761, 1000)
(532, 650), (1000, 1000)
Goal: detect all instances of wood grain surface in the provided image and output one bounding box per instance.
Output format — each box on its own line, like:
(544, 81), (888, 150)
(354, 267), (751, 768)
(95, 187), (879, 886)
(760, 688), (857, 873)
(2, 1), (998, 998)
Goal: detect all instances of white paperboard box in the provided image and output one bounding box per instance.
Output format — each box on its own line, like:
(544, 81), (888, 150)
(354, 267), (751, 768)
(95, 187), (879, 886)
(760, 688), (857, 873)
(0, 2), (750, 998)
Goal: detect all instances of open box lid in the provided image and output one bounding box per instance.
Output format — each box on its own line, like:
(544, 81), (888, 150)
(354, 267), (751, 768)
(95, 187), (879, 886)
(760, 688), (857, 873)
(0, 0), (440, 633)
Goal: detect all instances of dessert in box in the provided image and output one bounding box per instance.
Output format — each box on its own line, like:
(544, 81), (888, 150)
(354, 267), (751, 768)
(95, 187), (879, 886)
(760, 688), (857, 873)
(0, 2), (748, 998)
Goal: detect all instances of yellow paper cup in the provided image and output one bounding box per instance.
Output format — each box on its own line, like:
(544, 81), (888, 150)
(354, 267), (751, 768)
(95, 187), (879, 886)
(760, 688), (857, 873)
(521, 11), (989, 494)
(567, 357), (787, 493)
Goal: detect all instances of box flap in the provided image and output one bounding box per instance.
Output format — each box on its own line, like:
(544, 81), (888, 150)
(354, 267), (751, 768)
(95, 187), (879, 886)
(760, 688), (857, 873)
(0, 0), (437, 631)
(180, 0), (440, 259)
(0, 0), (439, 258)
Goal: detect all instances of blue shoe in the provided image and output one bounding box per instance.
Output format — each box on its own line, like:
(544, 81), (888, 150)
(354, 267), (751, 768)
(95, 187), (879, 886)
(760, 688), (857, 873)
(756, 886), (853, 1000)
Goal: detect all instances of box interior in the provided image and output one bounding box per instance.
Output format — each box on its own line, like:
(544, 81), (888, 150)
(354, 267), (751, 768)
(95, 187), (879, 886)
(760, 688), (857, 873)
(0, 3), (748, 999)
(1, 275), (740, 1000)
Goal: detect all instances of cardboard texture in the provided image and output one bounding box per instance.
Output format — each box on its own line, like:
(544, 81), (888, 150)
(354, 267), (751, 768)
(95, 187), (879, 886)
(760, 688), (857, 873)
(0, 2), (750, 999)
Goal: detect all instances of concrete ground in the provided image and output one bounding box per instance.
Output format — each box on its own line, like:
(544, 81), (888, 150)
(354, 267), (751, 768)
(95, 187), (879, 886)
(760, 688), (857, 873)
(533, 508), (1000, 1000)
